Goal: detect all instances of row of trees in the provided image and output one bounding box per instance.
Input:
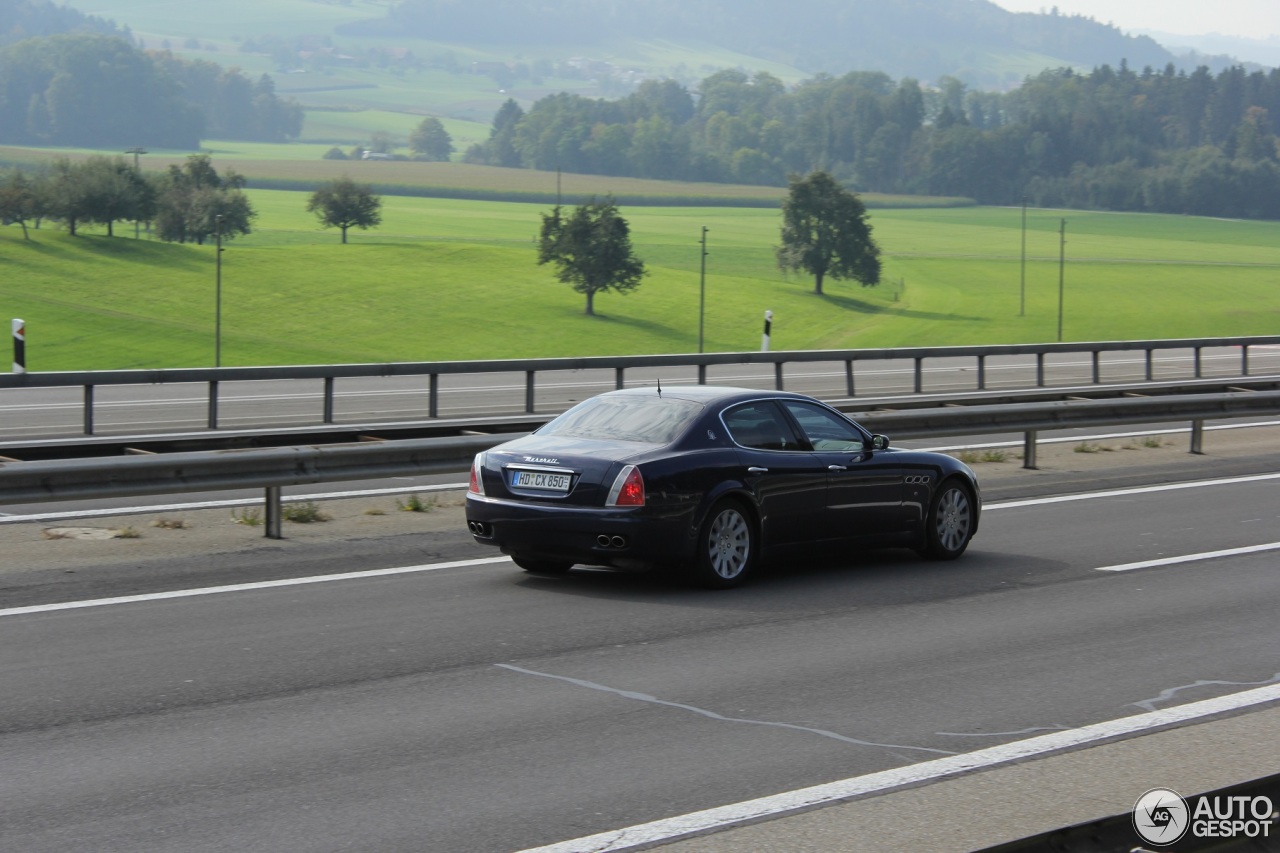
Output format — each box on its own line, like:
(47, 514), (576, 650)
(465, 63), (1280, 218)
(0, 156), (255, 243)
(4, 159), (876, 317)
(0, 157), (391, 245)
(0, 34), (302, 148)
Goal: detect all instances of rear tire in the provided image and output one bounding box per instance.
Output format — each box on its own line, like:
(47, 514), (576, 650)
(689, 500), (756, 589)
(920, 480), (974, 560)
(512, 556), (573, 575)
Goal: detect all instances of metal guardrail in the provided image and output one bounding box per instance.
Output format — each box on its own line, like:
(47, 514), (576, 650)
(2, 390), (1277, 538)
(3, 376), (1277, 463)
(3, 335), (1279, 434)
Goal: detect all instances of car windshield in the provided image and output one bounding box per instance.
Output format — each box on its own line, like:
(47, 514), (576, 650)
(538, 394), (703, 444)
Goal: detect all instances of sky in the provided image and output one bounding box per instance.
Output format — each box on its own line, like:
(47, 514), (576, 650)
(988, 0), (1279, 39)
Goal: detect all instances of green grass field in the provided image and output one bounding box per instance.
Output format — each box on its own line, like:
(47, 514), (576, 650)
(3, 192), (1279, 371)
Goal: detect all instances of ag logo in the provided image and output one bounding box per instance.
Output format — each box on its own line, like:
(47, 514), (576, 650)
(1133, 788), (1190, 846)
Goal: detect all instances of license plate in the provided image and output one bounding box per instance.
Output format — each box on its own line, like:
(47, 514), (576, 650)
(510, 470), (572, 492)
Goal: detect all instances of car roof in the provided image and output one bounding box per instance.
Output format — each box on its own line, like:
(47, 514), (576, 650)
(603, 385), (812, 406)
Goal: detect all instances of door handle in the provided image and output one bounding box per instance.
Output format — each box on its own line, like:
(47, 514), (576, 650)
(828, 465), (847, 471)
(747, 467), (769, 474)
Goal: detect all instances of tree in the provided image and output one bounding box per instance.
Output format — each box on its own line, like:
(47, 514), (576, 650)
(43, 158), (93, 236)
(537, 196), (645, 316)
(154, 154), (254, 244)
(77, 156), (155, 237)
(409, 117), (454, 160)
(306, 176), (382, 243)
(776, 171), (881, 295)
(0, 170), (43, 239)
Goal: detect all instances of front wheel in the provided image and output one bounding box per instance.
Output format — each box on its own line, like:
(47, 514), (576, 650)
(920, 480), (974, 560)
(689, 500), (757, 589)
(512, 556), (573, 575)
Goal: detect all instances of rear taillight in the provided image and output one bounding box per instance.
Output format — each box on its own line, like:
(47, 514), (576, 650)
(606, 465), (644, 507)
(468, 454), (486, 495)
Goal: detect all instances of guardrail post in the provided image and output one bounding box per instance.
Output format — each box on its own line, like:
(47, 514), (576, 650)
(1194, 347), (1203, 378)
(1243, 345), (1250, 376)
(1023, 430), (1038, 469)
(976, 355), (985, 391)
(525, 371), (536, 413)
(323, 376), (335, 424)
(1092, 351), (1101, 384)
(615, 367), (625, 390)
(429, 374), (439, 418)
(1145, 349), (1154, 381)
(208, 380), (219, 429)
(845, 360), (855, 397)
(1036, 353), (1045, 387)
(265, 486), (283, 539)
(774, 362), (784, 390)
(1190, 419), (1205, 455)
(698, 365), (707, 385)
(83, 385), (95, 435)
(914, 358), (923, 393)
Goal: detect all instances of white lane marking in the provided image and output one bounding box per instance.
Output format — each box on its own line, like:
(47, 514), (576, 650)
(0, 556), (512, 618)
(985, 472), (1280, 510)
(1095, 542), (1280, 573)
(496, 664), (956, 755)
(511, 683), (1280, 853)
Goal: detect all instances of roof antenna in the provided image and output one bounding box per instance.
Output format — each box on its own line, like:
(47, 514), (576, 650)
(657, 378), (662, 396)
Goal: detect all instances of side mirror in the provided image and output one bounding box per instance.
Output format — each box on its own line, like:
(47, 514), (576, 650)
(870, 434), (891, 451)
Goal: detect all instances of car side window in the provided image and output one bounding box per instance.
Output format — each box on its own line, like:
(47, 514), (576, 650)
(780, 401), (867, 452)
(723, 402), (805, 451)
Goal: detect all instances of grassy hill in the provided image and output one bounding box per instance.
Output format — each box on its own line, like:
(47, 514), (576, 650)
(3, 195), (1279, 371)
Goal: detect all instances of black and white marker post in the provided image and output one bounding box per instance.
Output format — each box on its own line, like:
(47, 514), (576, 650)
(12, 319), (24, 374)
(761, 310), (773, 352)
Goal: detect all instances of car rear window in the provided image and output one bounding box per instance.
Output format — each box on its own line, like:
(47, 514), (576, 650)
(539, 395), (703, 444)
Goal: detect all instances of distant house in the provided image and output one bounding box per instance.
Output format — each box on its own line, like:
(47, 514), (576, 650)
(361, 151), (393, 160)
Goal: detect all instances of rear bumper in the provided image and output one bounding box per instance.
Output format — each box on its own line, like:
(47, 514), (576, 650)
(465, 494), (695, 571)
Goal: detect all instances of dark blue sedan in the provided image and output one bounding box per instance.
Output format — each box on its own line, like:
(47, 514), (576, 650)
(466, 385), (980, 588)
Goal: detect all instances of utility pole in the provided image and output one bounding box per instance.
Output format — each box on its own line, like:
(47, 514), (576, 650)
(1020, 197), (1027, 317)
(215, 214), (224, 367)
(1057, 218), (1066, 343)
(698, 226), (709, 353)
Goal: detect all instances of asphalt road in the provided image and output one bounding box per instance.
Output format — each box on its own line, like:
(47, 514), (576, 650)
(2, 447), (1279, 852)
(3, 346), (1276, 439)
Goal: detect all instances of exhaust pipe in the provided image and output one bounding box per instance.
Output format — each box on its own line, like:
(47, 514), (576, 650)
(469, 521), (492, 537)
(595, 534), (629, 549)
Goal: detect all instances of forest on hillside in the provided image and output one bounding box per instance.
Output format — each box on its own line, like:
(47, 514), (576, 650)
(345, 0), (1177, 86)
(0, 0), (125, 46)
(0, 34), (304, 148)
(464, 63), (1280, 219)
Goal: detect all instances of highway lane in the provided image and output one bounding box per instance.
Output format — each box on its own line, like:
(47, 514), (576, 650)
(2, 346), (1275, 438)
(1, 473), (1279, 852)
